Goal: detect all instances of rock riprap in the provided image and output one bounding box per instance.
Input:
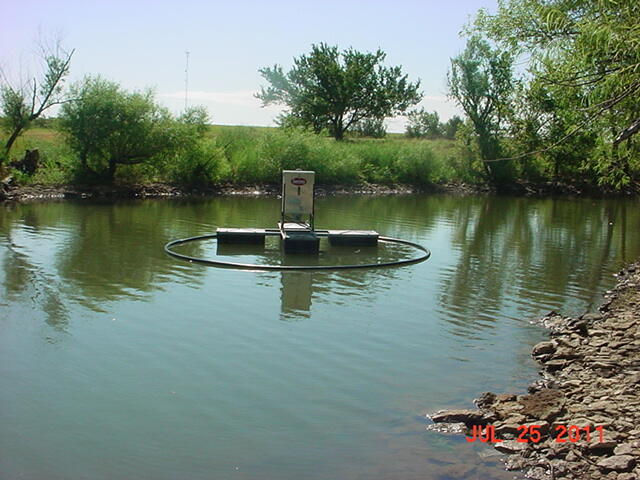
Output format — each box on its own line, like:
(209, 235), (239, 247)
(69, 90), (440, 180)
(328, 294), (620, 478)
(427, 262), (640, 480)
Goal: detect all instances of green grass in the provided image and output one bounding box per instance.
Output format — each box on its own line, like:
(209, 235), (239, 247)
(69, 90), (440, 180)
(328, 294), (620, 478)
(6, 124), (457, 188)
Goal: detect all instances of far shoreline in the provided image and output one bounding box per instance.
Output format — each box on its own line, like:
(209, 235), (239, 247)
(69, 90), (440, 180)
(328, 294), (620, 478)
(1, 180), (637, 204)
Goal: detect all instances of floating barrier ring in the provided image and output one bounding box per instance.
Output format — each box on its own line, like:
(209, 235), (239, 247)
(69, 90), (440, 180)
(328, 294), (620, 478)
(164, 234), (431, 271)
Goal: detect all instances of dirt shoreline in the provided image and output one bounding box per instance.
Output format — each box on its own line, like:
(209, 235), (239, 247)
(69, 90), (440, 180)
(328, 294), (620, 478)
(0, 182), (477, 203)
(429, 262), (640, 479)
(2, 179), (637, 203)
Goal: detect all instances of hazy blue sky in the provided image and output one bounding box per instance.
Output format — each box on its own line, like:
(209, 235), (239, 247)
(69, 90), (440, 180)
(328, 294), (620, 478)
(2, 0), (496, 131)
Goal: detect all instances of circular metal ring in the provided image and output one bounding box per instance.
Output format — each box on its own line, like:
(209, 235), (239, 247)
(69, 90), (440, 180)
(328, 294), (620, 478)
(164, 234), (430, 271)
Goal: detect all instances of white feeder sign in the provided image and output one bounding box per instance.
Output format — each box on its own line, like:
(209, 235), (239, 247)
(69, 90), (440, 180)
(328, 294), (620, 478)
(282, 170), (315, 216)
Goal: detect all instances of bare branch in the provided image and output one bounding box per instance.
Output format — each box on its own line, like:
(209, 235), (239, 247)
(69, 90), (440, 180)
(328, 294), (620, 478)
(614, 119), (640, 146)
(30, 48), (74, 120)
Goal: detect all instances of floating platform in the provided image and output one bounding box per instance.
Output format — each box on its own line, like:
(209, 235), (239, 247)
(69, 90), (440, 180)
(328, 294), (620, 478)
(217, 227), (266, 244)
(328, 230), (379, 247)
(215, 226), (379, 254)
(281, 231), (320, 253)
(278, 222), (320, 254)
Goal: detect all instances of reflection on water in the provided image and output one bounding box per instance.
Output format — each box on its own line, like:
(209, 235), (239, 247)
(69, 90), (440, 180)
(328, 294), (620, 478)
(281, 272), (313, 320)
(0, 195), (638, 480)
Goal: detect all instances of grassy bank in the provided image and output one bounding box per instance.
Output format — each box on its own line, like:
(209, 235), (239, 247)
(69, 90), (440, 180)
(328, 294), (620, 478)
(6, 124), (459, 189)
(7, 123), (638, 196)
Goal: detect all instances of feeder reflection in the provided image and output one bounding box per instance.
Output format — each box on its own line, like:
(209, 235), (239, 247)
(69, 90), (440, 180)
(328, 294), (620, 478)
(280, 272), (313, 320)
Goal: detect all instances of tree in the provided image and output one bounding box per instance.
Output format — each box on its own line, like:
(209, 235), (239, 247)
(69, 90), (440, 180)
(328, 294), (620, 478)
(448, 36), (515, 182)
(59, 76), (206, 181)
(442, 115), (463, 139)
(405, 108), (442, 138)
(0, 43), (73, 166)
(256, 43), (422, 140)
(473, 0), (640, 187)
(352, 117), (387, 138)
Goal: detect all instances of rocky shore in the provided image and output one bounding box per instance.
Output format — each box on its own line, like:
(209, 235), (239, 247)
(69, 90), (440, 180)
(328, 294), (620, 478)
(429, 262), (640, 480)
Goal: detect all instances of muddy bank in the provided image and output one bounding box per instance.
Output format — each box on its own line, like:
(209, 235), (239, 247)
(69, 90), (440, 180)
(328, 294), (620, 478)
(3, 179), (635, 204)
(428, 262), (640, 479)
(0, 181), (487, 203)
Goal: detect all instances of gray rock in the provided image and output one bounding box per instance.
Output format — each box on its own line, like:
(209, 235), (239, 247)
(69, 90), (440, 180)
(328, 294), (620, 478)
(502, 413), (527, 424)
(429, 409), (486, 426)
(544, 359), (567, 371)
(617, 473), (635, 480)
(494, 440), (529, 454)
(518, 389), (565, 421)
(533, 341), (556, 356)
(475, 392), (496, 409)
(495, 423), (521, 435)
(597, 455), (636, 472)
(614, 443), (635, 456)
(504, 456), (527, 471)
(553, 346), (581, 359)
(565, 450), (579, 462)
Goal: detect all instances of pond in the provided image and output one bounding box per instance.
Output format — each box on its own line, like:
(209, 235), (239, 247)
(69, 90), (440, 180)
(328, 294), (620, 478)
(1, 194), (638, 480)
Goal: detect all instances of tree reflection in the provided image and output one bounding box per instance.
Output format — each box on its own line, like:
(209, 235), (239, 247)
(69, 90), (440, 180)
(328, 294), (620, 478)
(1, 195), (637, 337)
(439, 196), (639, 338)
(55, 200), (207, 310)
(1, 219), (70, 331)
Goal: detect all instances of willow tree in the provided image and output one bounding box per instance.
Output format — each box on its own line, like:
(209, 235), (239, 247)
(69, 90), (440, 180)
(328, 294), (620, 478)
(448, 36), (515, 183)
(256, 43), (422, 140)
(474, 0), (640, 187)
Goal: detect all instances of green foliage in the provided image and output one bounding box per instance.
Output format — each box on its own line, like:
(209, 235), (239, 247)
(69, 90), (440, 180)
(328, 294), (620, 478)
(178, 106), (210, 137)
(255, 130), (361, 184)
(165, 138), (228, 187)
(395, 142), (441, 185)
(448, 36), (516, 184)
(473, 0), (640, 188)
(449, 121), (489, 183)
(1, 88), (30, 137)
(351, 117), (387, 138)
(59, 76), (208, 182)
(405, 109), (442, 138)
(13, 123), (474, 189)
(442, 116), (463, 139)
(257, 43), (422, 140)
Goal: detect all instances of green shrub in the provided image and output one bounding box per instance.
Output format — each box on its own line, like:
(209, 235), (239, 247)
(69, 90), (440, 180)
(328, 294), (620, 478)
(165, 139), (228, 187)
(396, 143), (439, 185)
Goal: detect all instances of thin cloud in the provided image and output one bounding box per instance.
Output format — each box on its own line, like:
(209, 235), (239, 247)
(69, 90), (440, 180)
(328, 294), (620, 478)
(159, 90), (262, 108)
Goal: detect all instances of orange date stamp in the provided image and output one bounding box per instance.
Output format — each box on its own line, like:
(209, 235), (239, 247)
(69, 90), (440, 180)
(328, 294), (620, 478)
(466, 424), (605, 443)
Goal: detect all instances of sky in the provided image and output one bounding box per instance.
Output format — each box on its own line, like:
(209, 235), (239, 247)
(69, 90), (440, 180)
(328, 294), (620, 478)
(1, 0), (497, 132)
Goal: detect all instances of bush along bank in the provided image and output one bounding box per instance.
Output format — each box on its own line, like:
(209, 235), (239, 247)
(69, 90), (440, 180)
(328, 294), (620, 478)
(428, 262), (640, 480)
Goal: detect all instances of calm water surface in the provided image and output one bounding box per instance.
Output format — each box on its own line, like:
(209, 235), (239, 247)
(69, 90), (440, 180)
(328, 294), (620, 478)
(1, 195), (638, 480)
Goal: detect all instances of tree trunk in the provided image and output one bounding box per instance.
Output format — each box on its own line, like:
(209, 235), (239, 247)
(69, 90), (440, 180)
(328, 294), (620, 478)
(332, 116), (345, 140)
(107, 158), (117, 182)
(3, 127), (25, 164)
(477, 133), (498, 183)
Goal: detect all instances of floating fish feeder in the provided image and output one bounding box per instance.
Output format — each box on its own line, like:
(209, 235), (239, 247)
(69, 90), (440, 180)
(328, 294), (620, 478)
(165, 170), (430, 270)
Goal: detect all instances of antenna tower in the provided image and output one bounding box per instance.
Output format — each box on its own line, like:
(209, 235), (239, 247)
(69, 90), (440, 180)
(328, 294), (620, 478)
(185, 50), (190, 110)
